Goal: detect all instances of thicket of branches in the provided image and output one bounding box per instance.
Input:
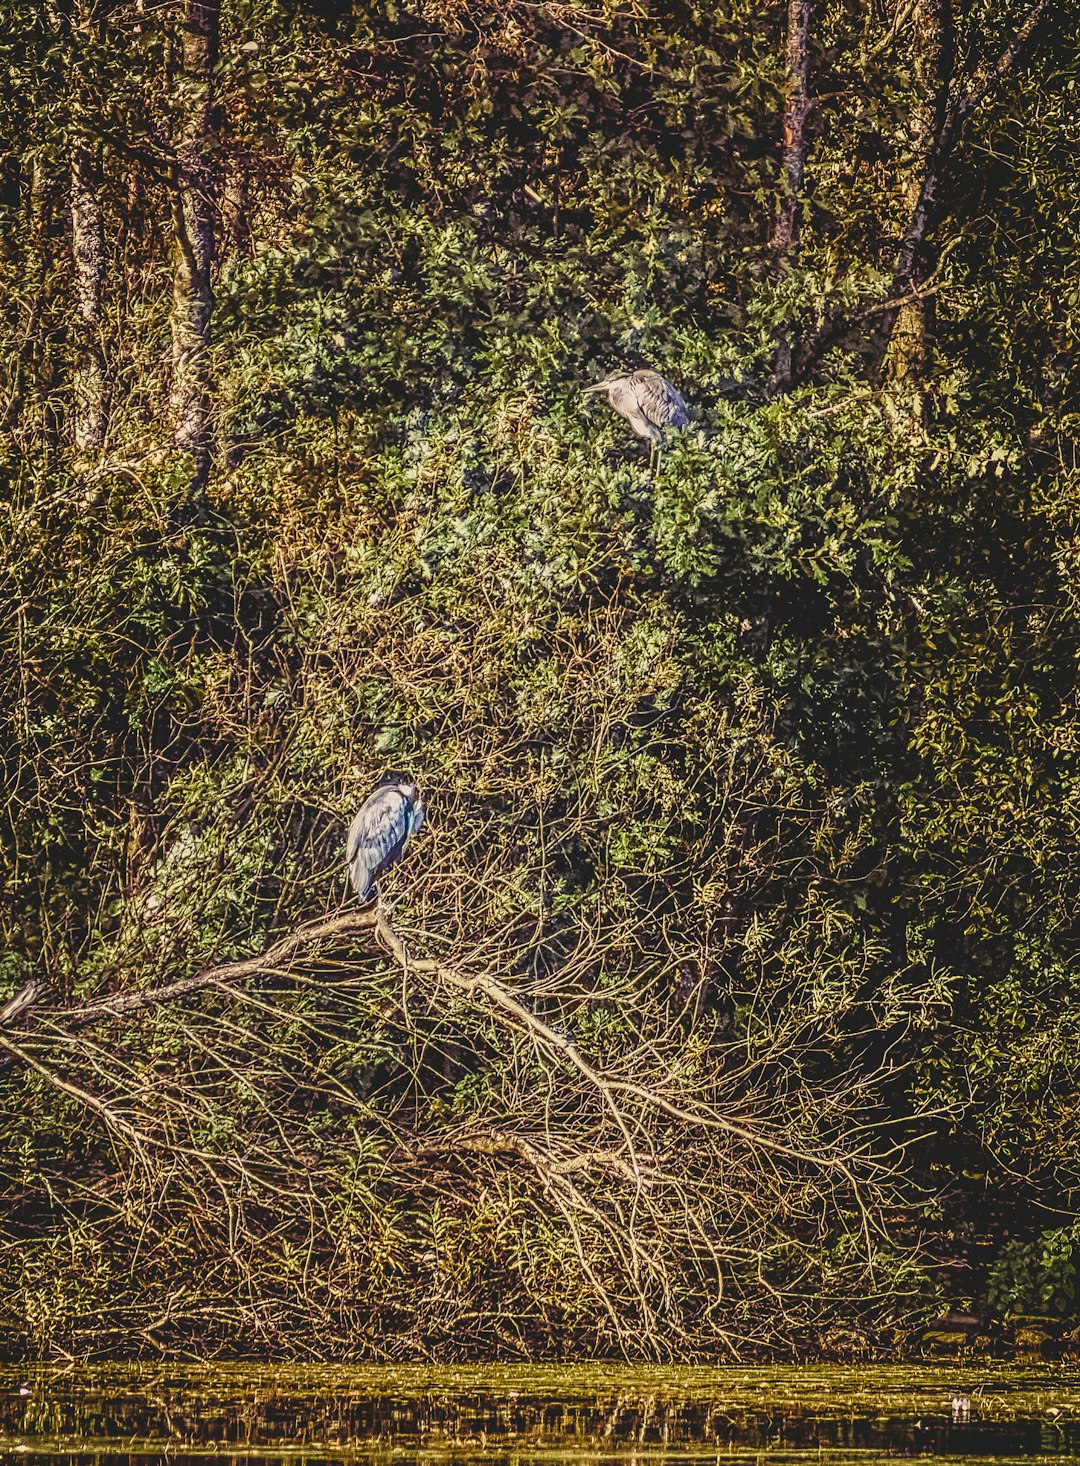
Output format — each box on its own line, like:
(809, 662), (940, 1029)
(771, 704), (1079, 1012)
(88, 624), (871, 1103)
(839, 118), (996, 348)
(2, 0), (1080, 1357)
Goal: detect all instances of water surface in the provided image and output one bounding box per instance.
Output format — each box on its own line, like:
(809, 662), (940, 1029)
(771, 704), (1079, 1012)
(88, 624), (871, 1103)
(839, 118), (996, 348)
(3, 1362), (1080, 1466)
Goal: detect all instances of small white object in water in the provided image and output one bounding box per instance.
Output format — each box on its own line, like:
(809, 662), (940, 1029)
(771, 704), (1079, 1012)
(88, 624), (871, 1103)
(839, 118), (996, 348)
(950, 1395), (972, 1423)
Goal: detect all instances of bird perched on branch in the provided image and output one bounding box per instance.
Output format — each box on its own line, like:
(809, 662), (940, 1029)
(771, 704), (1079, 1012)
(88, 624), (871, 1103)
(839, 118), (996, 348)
(584, 368), (689, 463)
(346, 775), (425, 902)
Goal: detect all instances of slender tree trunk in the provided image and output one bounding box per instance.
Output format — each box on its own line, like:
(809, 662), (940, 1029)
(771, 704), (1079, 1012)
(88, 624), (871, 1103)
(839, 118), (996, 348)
(13, 4), (66, 447)
(71, 137), (107, 451)
(785, 0), (1052, 389)
(769, 0), (812, 392)
(881, 0), (954, 388)
(28, 155), (63, 449)
(2, 157), (41, 437)
(772, 0), (812, 258)
(68, 0), (107, 453)
(873, 0), (1051, 377)
(169, 0), (219, 488)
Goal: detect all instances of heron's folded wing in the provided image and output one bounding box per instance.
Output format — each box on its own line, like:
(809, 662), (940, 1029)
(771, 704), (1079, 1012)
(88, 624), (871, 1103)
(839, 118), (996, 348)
(347, 788), (410, 874)
(637, 373), (689, 428)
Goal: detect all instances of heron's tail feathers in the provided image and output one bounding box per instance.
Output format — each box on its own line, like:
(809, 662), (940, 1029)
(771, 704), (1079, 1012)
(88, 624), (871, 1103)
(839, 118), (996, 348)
(348, 860), (375, 903)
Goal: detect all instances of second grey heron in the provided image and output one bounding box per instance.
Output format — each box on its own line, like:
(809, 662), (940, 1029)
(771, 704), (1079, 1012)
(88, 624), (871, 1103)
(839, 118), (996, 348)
(346, 775), (425, 902)
(584, 368), (689, 465)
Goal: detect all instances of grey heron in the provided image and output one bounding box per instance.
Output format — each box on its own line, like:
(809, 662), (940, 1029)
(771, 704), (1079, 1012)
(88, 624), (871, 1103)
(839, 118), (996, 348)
(584, 368), (689, 466)
(346, 774), (425, 902)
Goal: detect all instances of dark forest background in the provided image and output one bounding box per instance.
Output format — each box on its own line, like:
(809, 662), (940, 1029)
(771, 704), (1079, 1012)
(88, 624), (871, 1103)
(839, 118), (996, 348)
(2, 0), (1080, 1360)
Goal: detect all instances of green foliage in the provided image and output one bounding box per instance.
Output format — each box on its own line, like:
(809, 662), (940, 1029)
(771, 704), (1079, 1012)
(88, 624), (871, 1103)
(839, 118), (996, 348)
(986, 1227), (1080, 1319)
(1, 0), (1080, 1360)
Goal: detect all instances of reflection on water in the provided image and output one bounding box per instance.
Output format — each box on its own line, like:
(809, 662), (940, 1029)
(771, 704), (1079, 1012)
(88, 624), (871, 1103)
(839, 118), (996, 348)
(4, 1363), (1080, 1465)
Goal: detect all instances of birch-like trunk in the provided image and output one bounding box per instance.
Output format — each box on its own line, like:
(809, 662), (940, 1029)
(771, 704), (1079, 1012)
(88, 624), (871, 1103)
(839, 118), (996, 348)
(169, 0), (219, 485)
(68, 0), (107, 452)
(882, 0), (954, 388)
(71, 137), (106, 450)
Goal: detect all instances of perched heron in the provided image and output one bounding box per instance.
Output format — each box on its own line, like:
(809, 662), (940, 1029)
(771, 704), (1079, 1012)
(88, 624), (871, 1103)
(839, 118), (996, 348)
(584, 368), (689, 465)
(346, 774), (425, 902)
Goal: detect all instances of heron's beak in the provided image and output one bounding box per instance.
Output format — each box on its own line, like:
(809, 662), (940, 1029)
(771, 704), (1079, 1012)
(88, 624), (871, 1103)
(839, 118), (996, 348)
(582, 382), (609, 395)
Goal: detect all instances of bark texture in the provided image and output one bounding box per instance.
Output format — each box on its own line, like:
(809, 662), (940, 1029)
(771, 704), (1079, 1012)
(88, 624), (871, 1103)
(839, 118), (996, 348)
(27, 156), (62, 447)
(70, 137), (106, 450)
(879, 0), (954, 385)
(169, 0), (220, 483)
(875, 0), (1052, 376)
(772, 0), (812, 258)
(770, 0), (812, 392)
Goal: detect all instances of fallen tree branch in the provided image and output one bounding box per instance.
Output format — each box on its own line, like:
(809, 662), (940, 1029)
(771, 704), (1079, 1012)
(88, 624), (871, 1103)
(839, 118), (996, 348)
(1, 904), (885, 1275)
(372, 912), (877, 1192)
(0, 909), (378, 1072)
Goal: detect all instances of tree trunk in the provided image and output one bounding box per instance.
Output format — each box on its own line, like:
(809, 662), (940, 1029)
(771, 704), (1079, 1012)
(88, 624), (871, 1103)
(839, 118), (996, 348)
(769, 0), (812, 393)
(772, 0), (812, 258)
(70, 136), (107, 451)
(169, 0), (220, 488)
(882, 0), (954, 388)
(68, 0), (107, 453)
(28, 155), (63, 449)
(1, 157), (42, 437)
(873, 0), (1051, 378)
